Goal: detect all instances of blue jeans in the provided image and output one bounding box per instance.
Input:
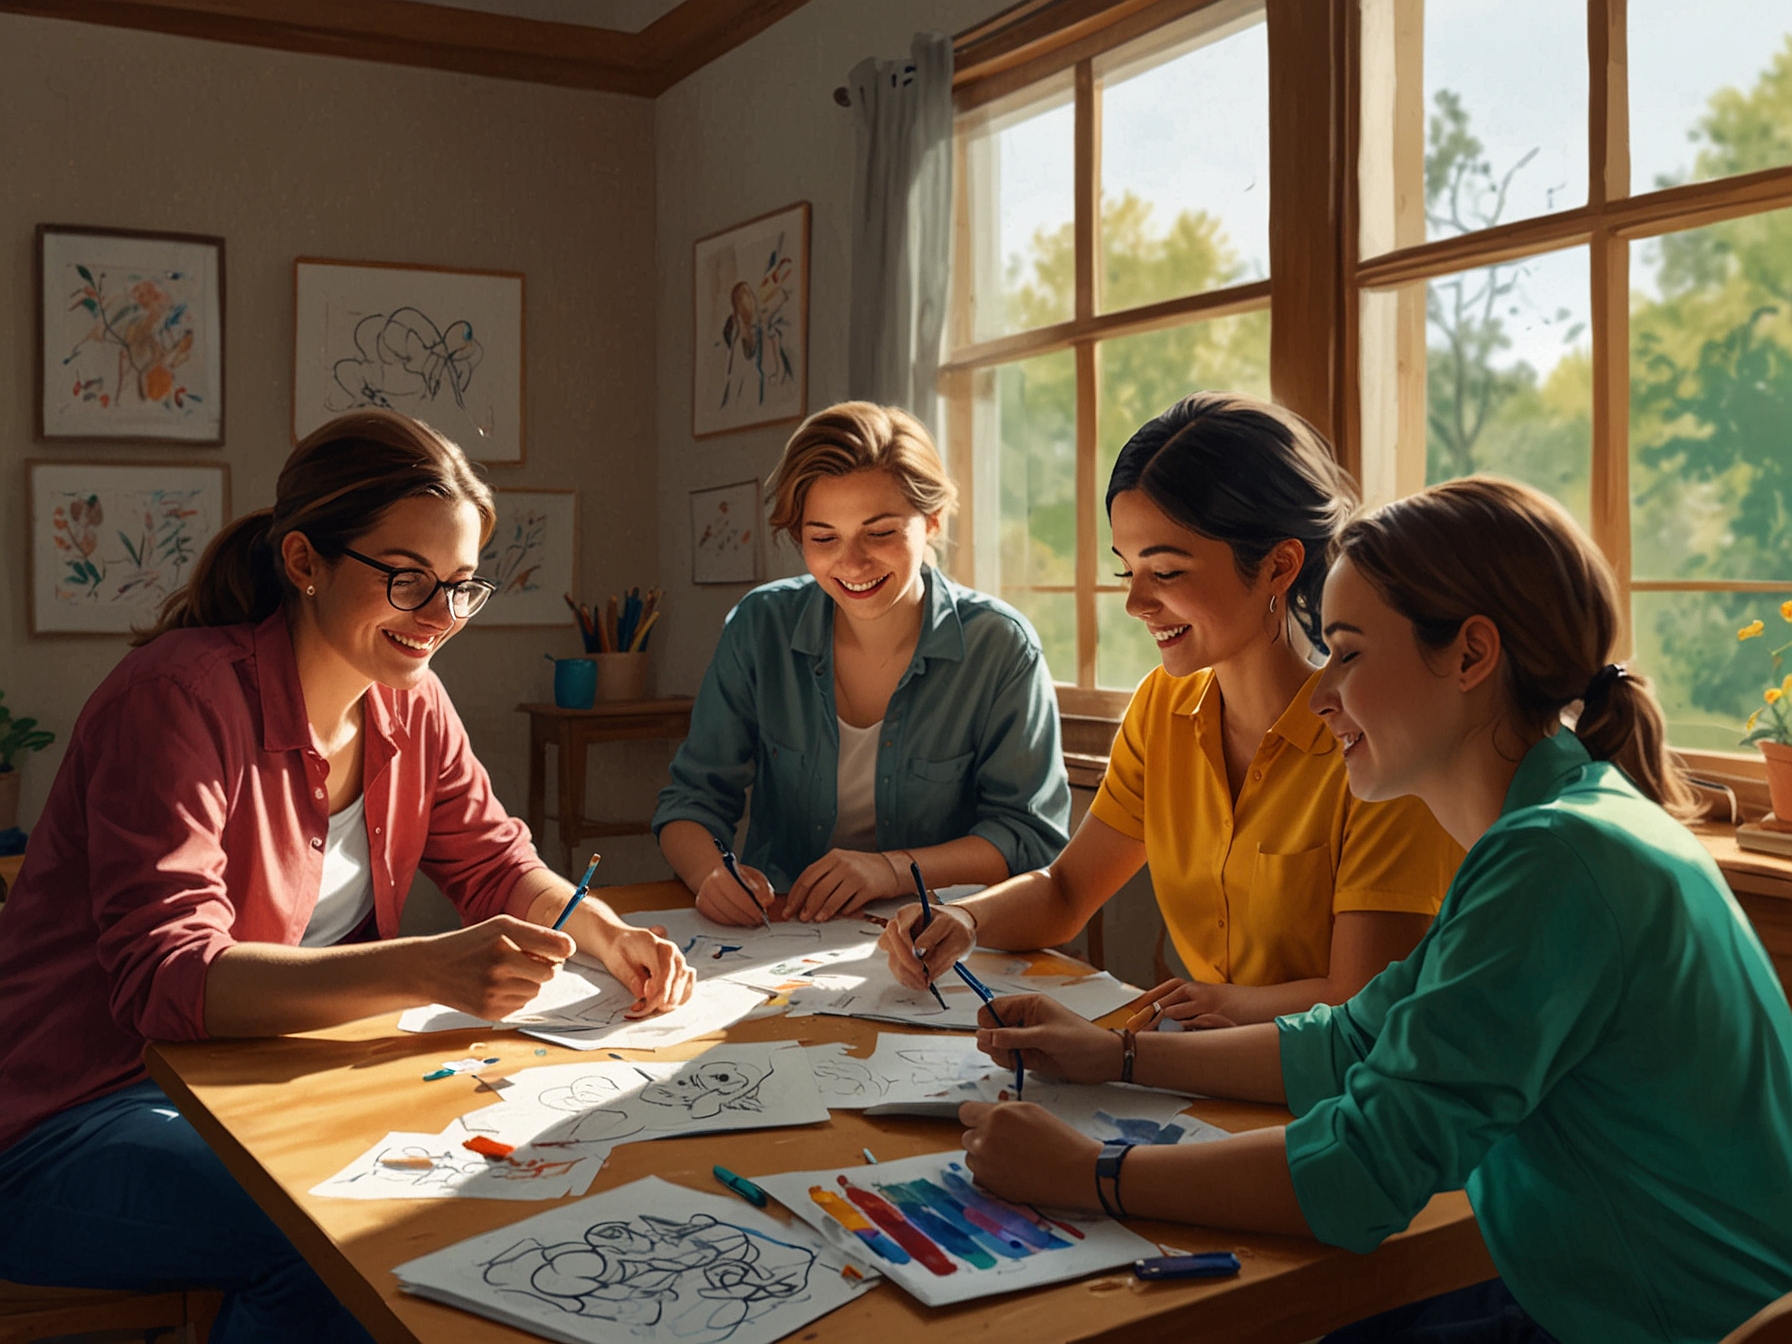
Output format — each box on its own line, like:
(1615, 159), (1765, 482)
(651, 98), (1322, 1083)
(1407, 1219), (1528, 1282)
(0, 1080), (373, 1343)
(1322, 1278), (1561, 1344)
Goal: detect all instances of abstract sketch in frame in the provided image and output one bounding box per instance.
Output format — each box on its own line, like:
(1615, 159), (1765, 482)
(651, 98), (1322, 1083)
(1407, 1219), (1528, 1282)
(692, 202), (810, 438)
(477, 488), (577, 626)
(690, 478), (762, 585)
(27, 459), (230, 636)
(293, 258), (525, 464)
(37, 225), (225, 445)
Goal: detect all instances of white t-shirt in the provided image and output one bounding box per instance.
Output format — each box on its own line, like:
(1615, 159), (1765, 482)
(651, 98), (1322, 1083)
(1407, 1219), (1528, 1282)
(301, 794), (375, 946)
(830, 717), (883, 851)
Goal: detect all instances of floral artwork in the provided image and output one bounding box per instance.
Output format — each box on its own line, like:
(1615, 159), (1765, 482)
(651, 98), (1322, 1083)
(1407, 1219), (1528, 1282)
(692, 204), (809, 438)
(295, 259), (525, 464)
(38, 227), (224, 443)
(476, 490), (576, 626)
(690, 479), (761, 584)
(29, 461), (229, 635)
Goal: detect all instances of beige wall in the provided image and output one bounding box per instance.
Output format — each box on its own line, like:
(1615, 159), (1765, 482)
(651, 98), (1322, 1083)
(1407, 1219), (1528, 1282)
(0, 12), (667, 886)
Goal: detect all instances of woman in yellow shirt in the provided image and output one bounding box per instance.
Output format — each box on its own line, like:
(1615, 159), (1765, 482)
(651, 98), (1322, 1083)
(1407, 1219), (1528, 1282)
(880, 392), (1461, 1025)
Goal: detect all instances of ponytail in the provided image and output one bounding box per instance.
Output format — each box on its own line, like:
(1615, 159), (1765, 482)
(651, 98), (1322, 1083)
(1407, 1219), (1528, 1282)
(132, 509), (283, 645)
(131, 410), (495, 646)
(1339, 477), (1698, 817)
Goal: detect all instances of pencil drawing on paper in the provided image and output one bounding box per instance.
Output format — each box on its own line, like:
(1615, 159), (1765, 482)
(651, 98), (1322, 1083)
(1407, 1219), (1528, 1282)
(327, 307), (484, 416)
(481, 1213), (818, 1341)
(689, 480), (761, 585)
(641, 1060), (770, 1120)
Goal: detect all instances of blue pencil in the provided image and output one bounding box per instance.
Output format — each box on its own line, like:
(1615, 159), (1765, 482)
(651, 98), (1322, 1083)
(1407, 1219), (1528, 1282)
(712, 836), (772, 930)
(906, 861), (951, 1012)
(550, 853), (602, 932)
(912, 860), (1022, 1097)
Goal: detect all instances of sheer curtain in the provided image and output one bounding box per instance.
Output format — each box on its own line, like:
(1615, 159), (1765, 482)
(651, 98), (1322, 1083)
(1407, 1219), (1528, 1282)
(846, 31), (953, 436)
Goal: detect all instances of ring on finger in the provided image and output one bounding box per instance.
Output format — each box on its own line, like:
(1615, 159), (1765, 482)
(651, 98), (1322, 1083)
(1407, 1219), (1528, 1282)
(1150, 1000), (1164, 1021)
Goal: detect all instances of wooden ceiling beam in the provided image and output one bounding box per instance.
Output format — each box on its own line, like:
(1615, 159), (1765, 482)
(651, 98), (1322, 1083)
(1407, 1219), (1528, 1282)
(0, 0), (814, 96)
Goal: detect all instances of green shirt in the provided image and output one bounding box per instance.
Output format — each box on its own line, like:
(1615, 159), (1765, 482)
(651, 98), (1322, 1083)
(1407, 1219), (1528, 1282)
(1279, 730), (1792, 1344)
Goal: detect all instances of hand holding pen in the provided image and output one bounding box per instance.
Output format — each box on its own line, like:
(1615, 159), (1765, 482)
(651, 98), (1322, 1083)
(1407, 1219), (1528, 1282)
(911, 860), (1022, 1097)
(710, 837), (773, 930)
(905, 861), (951, 1012)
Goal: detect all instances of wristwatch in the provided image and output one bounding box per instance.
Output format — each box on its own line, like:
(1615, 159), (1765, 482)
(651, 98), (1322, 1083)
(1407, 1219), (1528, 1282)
(1095, 1140), (1135, 1218)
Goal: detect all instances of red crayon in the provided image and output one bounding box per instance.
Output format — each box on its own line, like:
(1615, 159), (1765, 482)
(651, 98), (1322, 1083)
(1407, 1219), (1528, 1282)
(836, 1175), (957, 1276)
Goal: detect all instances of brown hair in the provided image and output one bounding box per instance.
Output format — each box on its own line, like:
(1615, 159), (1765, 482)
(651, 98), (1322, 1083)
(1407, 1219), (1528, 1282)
(765, 402), (957, 544)
(135, 410), (495, 645)
(1338, 477), (1697, 815)
(1105, 392), (1359, 652)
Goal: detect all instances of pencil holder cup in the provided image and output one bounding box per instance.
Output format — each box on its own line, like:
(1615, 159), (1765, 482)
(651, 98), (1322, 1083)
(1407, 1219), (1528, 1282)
(552, 656), (597, 710)
(593, 651), (649, 703)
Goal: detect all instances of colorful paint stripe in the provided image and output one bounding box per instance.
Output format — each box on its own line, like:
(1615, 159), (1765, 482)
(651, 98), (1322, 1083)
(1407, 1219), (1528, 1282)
(807, 1185), (911, 1266)
(836, 1175), (957, 1276)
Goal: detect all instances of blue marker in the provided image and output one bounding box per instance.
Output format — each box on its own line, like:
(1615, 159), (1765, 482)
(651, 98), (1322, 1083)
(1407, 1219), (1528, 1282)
(712, 837), (772, 930)
(913, 860), (1021, 1097)
(712, 1165), (768, 1208)
(550, 853), (602, 932)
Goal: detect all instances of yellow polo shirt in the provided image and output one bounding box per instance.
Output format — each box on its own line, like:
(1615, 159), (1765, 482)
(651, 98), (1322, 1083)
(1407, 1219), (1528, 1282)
(1088, 666), (1461, 986)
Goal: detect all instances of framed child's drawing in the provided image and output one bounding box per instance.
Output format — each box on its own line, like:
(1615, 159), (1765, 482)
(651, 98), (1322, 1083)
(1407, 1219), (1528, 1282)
(689, 479), (761, 585)
(28, 460), (230, 636)
(37, 225), (226, 444)
(294, 258), (526, 464)
(692, 203), (810, 439)
(476, 488), (577, 626)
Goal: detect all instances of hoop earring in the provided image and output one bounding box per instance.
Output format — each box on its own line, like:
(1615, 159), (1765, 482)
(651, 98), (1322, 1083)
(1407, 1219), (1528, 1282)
(1268, 594), (1277, 615)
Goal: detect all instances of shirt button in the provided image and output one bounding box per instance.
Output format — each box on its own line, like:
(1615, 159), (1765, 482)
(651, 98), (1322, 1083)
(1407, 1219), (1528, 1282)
(314, 788), (326, 800)
(1217, 918), (1226, 928)
(310, 837), (323, 849)
(1252, 770), (1262, 781)
(374, 826), (382, 836)
(1222, 817), (1232, 828)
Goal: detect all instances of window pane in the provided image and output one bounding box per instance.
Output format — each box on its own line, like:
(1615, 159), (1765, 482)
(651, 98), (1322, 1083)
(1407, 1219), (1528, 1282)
(1098, 10), (1268, 312)
(1629, 2), (1792, 195)
(989, 350), (1076, 593)
(1421, 0), (1587, 242)
(1631, 211), (1792, 583)
(1631, 590), (1792, 751)
(1094, 310), (1273, 563)
(1096, 590), (1163, 692)
(959, 79), (1075, 343)
(1002, 589), (1077, 686)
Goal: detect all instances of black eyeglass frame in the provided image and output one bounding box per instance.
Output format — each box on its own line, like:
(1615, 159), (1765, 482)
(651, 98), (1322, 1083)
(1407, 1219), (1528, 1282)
(339, 547), (499, 619)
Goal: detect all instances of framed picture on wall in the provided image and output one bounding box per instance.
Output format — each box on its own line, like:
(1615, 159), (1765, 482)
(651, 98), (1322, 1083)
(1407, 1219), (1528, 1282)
(37, 225), (225, 445)
(28, 459), (230, 636)
(476, 488), (578, 626)
(692, 202), (810, 439)
(689, 478), (762, 585)
(293, 258), (526, 464)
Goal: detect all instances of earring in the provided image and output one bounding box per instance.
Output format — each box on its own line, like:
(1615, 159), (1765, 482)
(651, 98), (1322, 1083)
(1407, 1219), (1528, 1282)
(1268, 594), (1277, 615)
(306, 585), (316, 596)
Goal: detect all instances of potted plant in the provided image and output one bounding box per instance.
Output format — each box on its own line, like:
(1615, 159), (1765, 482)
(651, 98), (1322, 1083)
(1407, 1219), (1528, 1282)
(1740, 602), (1792, 820)
(0, 692), (56, 833)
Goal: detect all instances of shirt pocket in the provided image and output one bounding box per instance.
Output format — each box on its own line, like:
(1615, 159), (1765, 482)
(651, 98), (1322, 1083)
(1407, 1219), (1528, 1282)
(900, 749), (978, 838)
(1247, 843), (1336, 982)
(759, 729), (809, 784)
(909, 749), (975, 784)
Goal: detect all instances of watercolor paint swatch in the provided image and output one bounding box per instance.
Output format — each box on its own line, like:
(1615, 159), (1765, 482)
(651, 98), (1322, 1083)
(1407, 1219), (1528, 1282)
(754, 1150), (1157, 1307)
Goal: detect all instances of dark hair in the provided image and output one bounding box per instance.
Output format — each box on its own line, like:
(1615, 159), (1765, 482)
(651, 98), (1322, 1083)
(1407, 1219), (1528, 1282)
(135, 410), (495, 645)
(1105, 392), (1358, 651)
(1338, 476), (1696, 815)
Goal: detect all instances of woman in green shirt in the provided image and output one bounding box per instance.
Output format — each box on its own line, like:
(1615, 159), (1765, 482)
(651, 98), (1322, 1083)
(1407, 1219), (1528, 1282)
(958, 477), (1792, 1344)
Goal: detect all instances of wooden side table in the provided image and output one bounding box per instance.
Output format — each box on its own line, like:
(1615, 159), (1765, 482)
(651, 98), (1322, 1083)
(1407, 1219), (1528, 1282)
(518, 698), (694, 871)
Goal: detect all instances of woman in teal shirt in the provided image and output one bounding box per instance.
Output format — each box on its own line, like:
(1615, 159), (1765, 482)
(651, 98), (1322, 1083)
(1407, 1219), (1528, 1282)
(654, 402), (1070, 924)
(957, 478), (1792, 1344)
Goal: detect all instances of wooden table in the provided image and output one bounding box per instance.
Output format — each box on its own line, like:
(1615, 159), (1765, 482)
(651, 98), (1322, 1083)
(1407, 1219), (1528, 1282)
(517, 700), (693, 871)
(1695, 823), (1792, 997)
(146, 879), (1493, 1344)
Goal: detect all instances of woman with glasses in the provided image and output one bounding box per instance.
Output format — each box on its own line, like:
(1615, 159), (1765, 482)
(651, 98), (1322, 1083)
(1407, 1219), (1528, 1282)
(0, 411), (693, 1343)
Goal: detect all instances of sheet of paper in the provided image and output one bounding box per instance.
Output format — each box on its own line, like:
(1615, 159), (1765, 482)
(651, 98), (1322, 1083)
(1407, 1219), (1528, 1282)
(456, 1044), (829, 1151)
(754, 1150), (1158, 1308)
(308, 1131), (610, 1202)
(395, 1176), (873, 1344)
(396, 955), (766, 1051)
(624, 904), (895, 993)
(787, 959), (1143, 1033)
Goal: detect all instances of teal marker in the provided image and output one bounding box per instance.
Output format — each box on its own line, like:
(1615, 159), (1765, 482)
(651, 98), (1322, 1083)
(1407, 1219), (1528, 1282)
(712, 1164), (768, 1207)
(551, 853), (602, 931)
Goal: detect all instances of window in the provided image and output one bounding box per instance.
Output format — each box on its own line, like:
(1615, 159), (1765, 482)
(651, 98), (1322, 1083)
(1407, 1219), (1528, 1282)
(942, 3), (1272, 699)
(1355, 0), (1792, 752)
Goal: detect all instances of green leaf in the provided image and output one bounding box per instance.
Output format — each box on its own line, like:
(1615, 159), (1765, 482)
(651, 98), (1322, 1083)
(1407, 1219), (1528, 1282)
(76, 264), (94, 284)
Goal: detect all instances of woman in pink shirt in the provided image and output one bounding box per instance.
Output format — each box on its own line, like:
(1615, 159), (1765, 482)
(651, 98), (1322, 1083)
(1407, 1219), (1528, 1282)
(0, 411), (692, 1342)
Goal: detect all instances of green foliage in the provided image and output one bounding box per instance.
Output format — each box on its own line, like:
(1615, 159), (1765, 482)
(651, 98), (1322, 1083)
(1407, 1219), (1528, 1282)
(0, 692), (55, 772)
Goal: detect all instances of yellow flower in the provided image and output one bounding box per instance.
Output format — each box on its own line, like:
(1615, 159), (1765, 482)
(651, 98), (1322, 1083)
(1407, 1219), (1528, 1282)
(1769, 688), (1784, 705)
(1784, 673), (1792, 695)
(1782, 599), (1792, 622)
(1749, 708), (1763, 730)
(1740, 620), (1766, 640)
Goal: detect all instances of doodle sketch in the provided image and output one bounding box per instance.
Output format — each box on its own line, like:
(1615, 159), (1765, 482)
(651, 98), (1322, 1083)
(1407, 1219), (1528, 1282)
(309, 1131), (607, 1202)
(327, 307), (482, 415)
(396, 1178), (867, 1344)
(483, 1213), (814, 1341)
(475, 490), (575, 625)
(689, 480), (761, 585)
(641, 1060), (769, 1120)
(692, 204), (809, 438)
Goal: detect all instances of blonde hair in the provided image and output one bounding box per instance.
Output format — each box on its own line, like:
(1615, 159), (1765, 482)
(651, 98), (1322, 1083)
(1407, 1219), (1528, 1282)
(135, 410), (494, 645)
(1338, 476), (1697, 816)
(765, 402), (957, 544)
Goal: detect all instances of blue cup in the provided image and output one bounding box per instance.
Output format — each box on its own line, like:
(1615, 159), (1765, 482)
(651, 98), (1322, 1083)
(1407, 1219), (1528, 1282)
(552, 656), (597, 710)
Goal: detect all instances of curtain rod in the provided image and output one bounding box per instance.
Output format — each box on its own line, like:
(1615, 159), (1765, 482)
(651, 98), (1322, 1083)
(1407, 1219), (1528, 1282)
(832, 0), (1065, 106)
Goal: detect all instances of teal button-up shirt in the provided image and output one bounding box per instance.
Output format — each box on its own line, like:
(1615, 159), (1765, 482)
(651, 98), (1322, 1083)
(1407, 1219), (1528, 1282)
(1279, 730), (1792, 1344)
(652, 568), (1071, 890)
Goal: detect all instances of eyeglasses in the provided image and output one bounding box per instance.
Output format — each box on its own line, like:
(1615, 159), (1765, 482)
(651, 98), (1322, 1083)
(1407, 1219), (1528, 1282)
(339, 548), (498, 619)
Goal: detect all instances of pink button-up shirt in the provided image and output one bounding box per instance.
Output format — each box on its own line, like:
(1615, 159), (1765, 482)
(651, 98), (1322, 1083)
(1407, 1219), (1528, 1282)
(0, 614), (545, 1152)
